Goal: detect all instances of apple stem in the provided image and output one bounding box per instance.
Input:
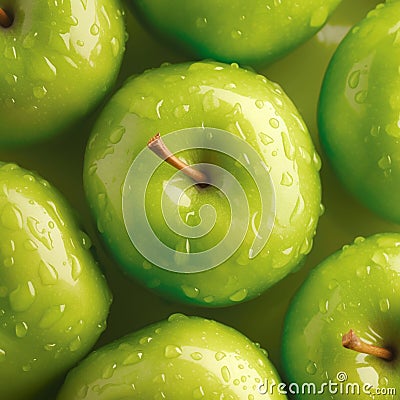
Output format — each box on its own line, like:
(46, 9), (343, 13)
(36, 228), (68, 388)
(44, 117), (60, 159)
(342, 329), (393, 361)
(147, 133), (208, 185)
(0, 8), (12, 28)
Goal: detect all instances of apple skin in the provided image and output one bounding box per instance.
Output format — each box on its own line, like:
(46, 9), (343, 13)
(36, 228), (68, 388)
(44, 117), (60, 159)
(319, 1), (400, 223)
(131, 0), (342, 65)
(83, 60), (322, 307)
(0, 0), (126, 146)
(0, 163), (112, 399)
(57, 313), (287, 399)
(282, 233), (400, 399)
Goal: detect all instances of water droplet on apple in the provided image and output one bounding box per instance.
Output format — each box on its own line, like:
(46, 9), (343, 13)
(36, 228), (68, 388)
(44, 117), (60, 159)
(203, 295), (215, 304)
(69, 336), (82, 352)
(202, 90), (220, 112)
(44, 343), (56, 351)
(164, 344), (182, 359)
(372, 250), (389, 266)
(71, 254), (82, 281)
(3, 257), (14, 267)
(122, 351), (143, 365)
(1, 204), (23, 231)
(4, 45), (17, 60)
(258, 132), (274, 146)
(181, 285), (200, 299)
(231, 29), (243, 40)
(310, 6), (328, 27)
(348, 70), (361, 89)
(318, 299), (329, 314)
(168, 313), (188, 322)
(306, 361), (317, 375)
(139, 336), (152, 345)
(355, 90), (367, 104)
(196, 17), (208, 28)
(90, 23), (100, 35)
(255, 100), (264, 109)
(312, 151), (322, 171)
(221, 365), (231, 382)
(111, 37), (120, 57)
(269, 118), (279, 129)
(190, 352), (203, 361)
(0, 349), (6, 362)
(215, 351), (226, 361)
(22, 32), (39, 49)
(5, 73), (18, 86)
(33, 86), (48, 99)
(109, 125), (125, 144)
(280, 172), (293, 187)
(379, 298), (390, 312)
(39, 305), (66, 329)
(15, 321), (29, 338)
(77, 385), (89, 399)
(281, 132), (296, 160)
(192, 386), (205, 399)
(378, 154), (392, 170)
(102, 363), (117, 379)
(9, 281), (36, 312)
(229, 288), (248, 302)
(174, 104), (190, 118)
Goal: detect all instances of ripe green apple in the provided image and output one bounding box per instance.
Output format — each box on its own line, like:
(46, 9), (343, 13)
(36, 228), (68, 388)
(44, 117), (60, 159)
(57, 313), (287, 399)
(84, 60), (322, 307)
(131, 0), (342, 65)
(318, 1), (400, 223)
(282, 233), (400, 399)
(0, 162), (112, 399)
(0, 0), (126, 146)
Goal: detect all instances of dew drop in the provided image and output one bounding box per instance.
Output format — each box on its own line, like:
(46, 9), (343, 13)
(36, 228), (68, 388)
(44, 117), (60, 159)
(1, 204), (23, 231)
(372, 251), (389, 266)
(196, 17), (208, 28)
(181, 285), (200, 299)
(9, 281), (36, 312)
(281, 132), (295, 160)
(191, 352), (203, 361)
(259, 132), (274, 145)
(76, 40), (85, 47)
(168, 313), (188, 322)
(109, 125), (125, 144)
(193, 386), (205, 399)
(318, 299), (329, 314)
(379, 298), (390, 313)
(306, 361), (317, 375)
(22, 32), (38, 49)
(221, 366), (231, 382)
(39, 304), (66, 329)
(164, 345), (182, 359)
(70, 255), (82, 281)
(348, 70), (361, 89)
(231, 29), (242, 39)
(355, 90), (367, 104)
(111, 37), (120, 57)
(310, 6), (328, 27)
(280, 172), (293, 187)
(229, 288), (248, 302)
(255, 100), (264, 109)
(269, 118), (279, 129)
(215, 351), (226, 361)
(69, 336), (82, 352)
(0, 349), (6, 362)
(4, 46), (17, 60)
(15, 321), (29, 338)
(39, 260), (58, 285)
(90, 23), (100, 35)
(102, 363), (117, 379)
(122, 351), (143, 365)
(378, 155), (392, 170)
(202, 90), (220, 112)
(203, 295), (215, 303)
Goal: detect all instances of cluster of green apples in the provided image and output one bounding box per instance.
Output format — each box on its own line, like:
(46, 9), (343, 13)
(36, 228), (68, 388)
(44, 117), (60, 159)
(1, 0), (399, 399)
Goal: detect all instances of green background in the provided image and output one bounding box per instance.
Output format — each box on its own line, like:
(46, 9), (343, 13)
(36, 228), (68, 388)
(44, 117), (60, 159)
(1, 0), (397, 393)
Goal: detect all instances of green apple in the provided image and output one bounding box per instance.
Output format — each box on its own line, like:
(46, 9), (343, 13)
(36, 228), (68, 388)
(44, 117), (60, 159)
(0, 162), (112, 399)
(83, 60), (322, 307)
(57, 313), (287, 399)
(282, 233), (400, 399)
(131, 0), (343, 65)
(318, 1), (400, 223)
(0, 0), (126, 146)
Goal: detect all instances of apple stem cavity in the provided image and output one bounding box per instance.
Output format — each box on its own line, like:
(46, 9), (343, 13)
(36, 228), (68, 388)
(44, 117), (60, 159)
(147, 133), (209, 186)
(342, 329), (393, 361)
(0, 8), (12, 28)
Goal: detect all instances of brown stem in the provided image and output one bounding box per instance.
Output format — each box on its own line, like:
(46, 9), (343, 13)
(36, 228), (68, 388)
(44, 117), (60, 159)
(342, 329), (393, 361)
(0, 8), (12, 28)
(147, 133), (208, 185)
